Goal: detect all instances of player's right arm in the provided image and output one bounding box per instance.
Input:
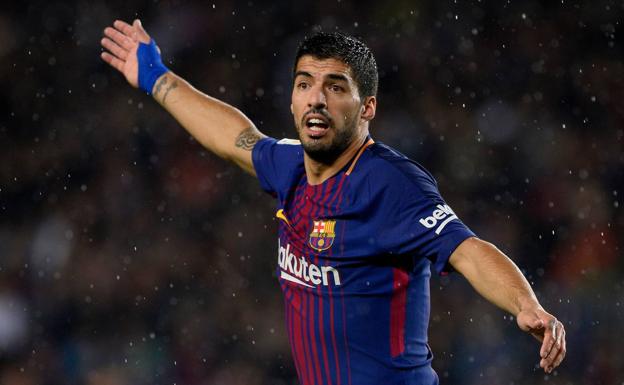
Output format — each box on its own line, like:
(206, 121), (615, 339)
(100, 19), (265, 175)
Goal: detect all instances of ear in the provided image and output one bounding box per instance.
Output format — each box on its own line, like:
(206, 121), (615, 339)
(360, 96), (376, 122)
(290, 103), (294, 115)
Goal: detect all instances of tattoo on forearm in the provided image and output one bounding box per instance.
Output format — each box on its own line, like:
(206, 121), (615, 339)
(153, 76), (167, 96)
(161, 80), (178, 104)
(235, 127), (262, 151)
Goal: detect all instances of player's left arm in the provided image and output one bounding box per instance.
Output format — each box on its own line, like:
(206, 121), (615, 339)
(449, 237), (566, 374)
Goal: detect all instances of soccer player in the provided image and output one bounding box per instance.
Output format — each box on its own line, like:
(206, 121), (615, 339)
(101, 19), (566, 385)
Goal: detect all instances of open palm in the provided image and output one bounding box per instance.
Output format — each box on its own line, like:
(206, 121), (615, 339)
(100, 19), (151, 88)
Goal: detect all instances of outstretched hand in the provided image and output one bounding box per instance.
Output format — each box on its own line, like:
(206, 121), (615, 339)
(101, 19), (152, 88)
(516, 307), (566, 373)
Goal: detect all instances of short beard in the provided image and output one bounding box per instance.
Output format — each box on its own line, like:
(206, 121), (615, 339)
(298, 114), (360, 165)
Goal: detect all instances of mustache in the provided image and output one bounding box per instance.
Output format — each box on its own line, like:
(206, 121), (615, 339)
(302, 108), (333, 124)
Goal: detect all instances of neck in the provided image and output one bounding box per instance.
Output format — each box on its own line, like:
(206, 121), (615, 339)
(304, 129), (368, 185)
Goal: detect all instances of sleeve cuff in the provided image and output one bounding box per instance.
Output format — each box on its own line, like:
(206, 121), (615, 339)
(251, 137), (277, 194)
(432, 231), (476, 275)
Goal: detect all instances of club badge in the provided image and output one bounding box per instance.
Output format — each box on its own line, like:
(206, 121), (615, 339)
(309, 219), (336, 251)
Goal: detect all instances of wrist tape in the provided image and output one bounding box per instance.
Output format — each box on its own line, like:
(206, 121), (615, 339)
(137, 39), (169, 94)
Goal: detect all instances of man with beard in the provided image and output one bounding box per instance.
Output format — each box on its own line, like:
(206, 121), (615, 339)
(101, 19), (566, 385)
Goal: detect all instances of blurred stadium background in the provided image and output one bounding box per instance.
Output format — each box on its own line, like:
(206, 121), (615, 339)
(1, 1), (623, 384)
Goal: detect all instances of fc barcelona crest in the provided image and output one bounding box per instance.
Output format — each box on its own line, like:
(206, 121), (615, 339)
(309, 220), (336, 251)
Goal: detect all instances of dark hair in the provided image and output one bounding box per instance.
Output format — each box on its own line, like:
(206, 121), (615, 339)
(294, 31), (378, 98)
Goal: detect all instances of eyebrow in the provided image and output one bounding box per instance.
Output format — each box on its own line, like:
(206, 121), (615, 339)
(294, 71), (350, 83)
(327, 73), (349, 82)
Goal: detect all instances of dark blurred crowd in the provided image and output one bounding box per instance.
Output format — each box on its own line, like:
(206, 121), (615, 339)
(1, 1), (622, 384)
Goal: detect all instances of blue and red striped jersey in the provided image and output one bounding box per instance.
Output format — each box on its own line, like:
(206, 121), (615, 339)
(252, 137), (475, 385)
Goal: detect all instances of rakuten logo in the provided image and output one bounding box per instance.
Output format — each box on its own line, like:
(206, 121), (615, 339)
(419, 204), (459, 235)
(278, 240), (341, 287)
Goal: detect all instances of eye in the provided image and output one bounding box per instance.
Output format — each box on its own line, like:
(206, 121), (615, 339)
(297, 81), (309, 90)
(329, 84), (344, 93)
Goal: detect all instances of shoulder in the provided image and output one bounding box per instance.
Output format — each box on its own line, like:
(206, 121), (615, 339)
(252, 137), (304, 195)
(359, 142), (439, 195)
(253, 137), (304, 163)
(257, 136), (303, 151)
(344, 141), (441, 211)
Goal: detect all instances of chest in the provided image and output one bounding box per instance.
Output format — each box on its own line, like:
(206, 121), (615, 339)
(278, 177), (347, 250)
(277, 174), (390, 263)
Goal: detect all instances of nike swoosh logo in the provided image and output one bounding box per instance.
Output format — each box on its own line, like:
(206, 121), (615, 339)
(276, 209), (292, 227)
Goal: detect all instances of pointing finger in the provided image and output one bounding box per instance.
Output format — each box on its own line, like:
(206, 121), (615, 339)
(552, 319), (558, 341)
(549, 325), (566, 370)
(540, 319), (556, 359)
(543, 321), (563, 371)
(553, 328), (567, 368)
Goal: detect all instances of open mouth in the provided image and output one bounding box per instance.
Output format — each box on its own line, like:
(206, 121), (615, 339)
(304, 115), (330, 138)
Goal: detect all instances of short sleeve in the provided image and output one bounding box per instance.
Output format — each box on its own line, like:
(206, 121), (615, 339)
(377, 164), (475, 274)
(252, 137), (304, 195)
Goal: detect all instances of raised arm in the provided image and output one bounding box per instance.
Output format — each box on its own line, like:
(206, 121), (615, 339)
(449, 237), (566, 374)
(100, 19), (265, 175)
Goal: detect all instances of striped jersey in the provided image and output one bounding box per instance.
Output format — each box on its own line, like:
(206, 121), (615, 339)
(252, 136), (475, 385)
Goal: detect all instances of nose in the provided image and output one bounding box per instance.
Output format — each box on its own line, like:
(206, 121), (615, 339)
(307, 84), (327, 109)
